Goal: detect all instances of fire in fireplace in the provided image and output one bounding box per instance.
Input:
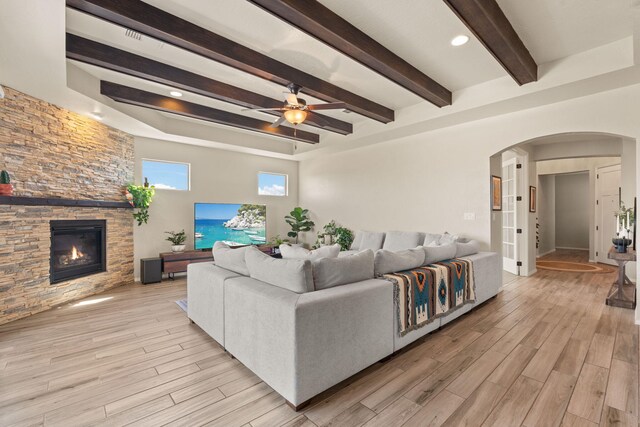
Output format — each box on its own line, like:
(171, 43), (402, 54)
(50, 220), (106, 284)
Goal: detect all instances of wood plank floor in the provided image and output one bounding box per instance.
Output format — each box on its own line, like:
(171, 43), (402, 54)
(1, 249), (638, 426)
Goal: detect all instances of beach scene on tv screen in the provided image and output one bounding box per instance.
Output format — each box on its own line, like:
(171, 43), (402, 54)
(195, 203), (266, 249)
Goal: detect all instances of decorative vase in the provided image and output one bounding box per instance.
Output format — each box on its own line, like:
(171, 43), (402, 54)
(612, 238), (632, 253)
(323, 235), (333, 245)
(0, 183), (13, 196)
(171, 245), (186, 252)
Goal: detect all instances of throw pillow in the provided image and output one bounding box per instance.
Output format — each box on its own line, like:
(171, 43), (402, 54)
(382, 231), (424, 252)
(423, 243), (457, 265)
(279, 243), (340, 260)
(350, 231), (364, 250)
(455, 240), (480, 258)
(359, 232), (385, 251)
(437, 232), (459, 245)
(212, 241), (250, 276)
(374, 248), (425, 276)
(313, 249), (375, 290)
(245, 246), (314, 293)
(423, 233), (442, 246)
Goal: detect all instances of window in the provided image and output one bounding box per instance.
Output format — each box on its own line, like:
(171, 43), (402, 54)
(258, 172), (287, 196)
(141, 159), (190, 191)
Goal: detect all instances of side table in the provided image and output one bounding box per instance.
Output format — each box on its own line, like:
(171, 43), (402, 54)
(606, 247), (636, 309)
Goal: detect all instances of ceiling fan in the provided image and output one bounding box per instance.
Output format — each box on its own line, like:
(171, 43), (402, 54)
(245, 83), (347, 128)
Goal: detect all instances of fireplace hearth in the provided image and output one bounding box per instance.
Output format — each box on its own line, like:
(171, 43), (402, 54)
(50, 220), (106, 284)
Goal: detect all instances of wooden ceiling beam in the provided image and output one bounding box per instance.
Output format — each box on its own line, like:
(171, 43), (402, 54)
(66, 34), (352, 135)
(66, 0), (394, 123)
(443, 0), (538, 85)
(247, 0), (451, 107)
(100, 81), (319, 144)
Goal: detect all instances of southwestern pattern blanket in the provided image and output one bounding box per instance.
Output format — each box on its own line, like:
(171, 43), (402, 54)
(383, 259), (475, 336)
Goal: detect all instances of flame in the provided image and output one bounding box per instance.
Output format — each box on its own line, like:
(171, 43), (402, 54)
(71, 246), (84, 260)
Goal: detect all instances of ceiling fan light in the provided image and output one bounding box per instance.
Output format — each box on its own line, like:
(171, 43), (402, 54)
(284, 109), (307, 125)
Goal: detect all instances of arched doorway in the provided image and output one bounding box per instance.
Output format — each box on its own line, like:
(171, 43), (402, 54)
(489, 132), (636, 280)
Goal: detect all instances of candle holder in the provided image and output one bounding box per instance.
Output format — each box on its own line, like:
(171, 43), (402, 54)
(612, 237), (632, 253)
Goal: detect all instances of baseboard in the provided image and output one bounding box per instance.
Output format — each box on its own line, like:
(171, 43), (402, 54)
(528, 268), (537, 276)
(537, 249), (556, 258)
(555, 246), (589, 251)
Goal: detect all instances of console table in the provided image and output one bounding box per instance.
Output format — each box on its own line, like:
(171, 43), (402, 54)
(160, 250), (213, 279)
(606, 247), (636, 309)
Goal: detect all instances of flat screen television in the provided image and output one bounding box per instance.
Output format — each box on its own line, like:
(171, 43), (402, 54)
(194, 203), (266, 250)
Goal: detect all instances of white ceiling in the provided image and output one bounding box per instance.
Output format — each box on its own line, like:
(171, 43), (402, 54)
(2, 0), (638, 158)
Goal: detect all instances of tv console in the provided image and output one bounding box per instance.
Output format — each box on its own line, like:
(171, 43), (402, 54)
(160, 250), (213, 279)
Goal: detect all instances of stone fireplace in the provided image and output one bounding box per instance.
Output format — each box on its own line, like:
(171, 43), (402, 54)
(0, 86), (134, 325)
(50, 220), (107, 284)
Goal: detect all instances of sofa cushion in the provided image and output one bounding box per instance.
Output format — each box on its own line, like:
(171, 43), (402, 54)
(350, 231), (364, 250)
(313, 249), (374, 290)
(245, 246), (314, 293)
(359, 232), (385, 251)
(212, 241), (250, 276)
(374, 248), (425, 276)
(382, 231), (424, 252)
(456, 240), (480, 258)
(423, 233), (442, 246)
(423, 243), (457, 265)
(280, 243), (340, 260)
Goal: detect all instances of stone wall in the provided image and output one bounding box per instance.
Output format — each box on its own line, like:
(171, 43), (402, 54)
(0, 86), (134, 325)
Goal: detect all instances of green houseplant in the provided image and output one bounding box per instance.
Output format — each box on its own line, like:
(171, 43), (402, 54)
(285, 207), (315, 244)
(125, 183), (155, 226)
(334, 226), (354, 251)
(165, 230), (187, 252)
(0, 170), (13, 196)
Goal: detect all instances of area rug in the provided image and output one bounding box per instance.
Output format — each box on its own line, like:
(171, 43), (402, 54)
(536, 260), (614, 273)
(175, 299), (188, 312)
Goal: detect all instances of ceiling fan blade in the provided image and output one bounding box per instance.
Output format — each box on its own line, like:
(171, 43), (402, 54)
(242, 107), (288, 112)
(307, 102), (348, 111)
(305, 112), (331, 128)
(286, 93), (299, 106)
(269, 115), (287, 128)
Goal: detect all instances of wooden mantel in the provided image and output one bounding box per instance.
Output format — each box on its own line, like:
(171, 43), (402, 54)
(0, 196), (133, 209)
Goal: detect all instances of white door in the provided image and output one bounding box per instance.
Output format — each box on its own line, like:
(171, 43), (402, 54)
(502, 158), (518, 274)
(596, 164), (621, 265)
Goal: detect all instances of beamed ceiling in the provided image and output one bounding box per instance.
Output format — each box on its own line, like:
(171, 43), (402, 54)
(56, 0), (635, 155)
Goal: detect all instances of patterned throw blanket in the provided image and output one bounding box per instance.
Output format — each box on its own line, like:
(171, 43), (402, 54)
(383, 259), (475, 336)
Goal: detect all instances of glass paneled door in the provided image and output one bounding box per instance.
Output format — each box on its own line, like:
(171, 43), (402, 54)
(502, 158), (519, 274)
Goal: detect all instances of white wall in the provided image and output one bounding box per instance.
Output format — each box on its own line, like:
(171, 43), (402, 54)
(133, 137), (299, 279)
(555, 173), (590, 249)
(538, 175), (556, 256)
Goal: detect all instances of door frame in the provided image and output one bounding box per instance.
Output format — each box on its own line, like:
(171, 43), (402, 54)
(595, 164), (621, 264)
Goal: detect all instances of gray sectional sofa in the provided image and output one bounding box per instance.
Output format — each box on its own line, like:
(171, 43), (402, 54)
(187, 231), (502, 409)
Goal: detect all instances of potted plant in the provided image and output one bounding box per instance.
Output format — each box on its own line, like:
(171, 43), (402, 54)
(125, 183), (155, 226)
(322, 220), (337, 245)
(0, 170), (13, 196)
(335, 226), (354, 251)
(285, 207), (315, 244)
(165, 230), (187, 252)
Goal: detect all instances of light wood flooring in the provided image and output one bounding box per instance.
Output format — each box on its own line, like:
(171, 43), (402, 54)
(0, 250), (638, 426)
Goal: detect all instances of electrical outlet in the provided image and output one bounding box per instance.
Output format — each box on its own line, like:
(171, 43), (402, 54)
(464, 212), (476, 220)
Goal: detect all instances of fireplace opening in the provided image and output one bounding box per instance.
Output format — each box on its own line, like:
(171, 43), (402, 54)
(50, 220), (106, 284)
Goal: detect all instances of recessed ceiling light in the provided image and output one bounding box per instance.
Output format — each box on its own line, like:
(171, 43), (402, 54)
(90, 112), (103, 120)
(451, 35), (469, 47)
(169, 90), (183, 97)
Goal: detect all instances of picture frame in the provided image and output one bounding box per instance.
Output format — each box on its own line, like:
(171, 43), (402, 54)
(529, 186), (537, 213)
(491, 175), (502, 211)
